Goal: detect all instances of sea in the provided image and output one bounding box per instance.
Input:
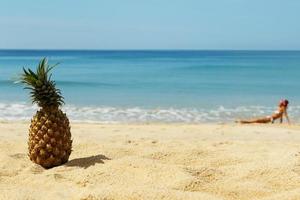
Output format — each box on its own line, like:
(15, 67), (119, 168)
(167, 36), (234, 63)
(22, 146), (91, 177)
(0, 50), (299, 123)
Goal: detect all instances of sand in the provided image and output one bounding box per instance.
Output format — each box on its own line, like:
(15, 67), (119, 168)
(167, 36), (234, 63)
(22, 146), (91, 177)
(1, 122), (300, 200)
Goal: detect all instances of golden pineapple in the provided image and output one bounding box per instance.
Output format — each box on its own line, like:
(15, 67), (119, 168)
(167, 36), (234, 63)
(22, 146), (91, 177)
(19, 58), (72, 168)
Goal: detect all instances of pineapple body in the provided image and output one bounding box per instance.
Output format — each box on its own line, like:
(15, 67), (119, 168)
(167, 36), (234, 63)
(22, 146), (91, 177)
(20, 58), (72, 168)
(28, 107), (72, 168)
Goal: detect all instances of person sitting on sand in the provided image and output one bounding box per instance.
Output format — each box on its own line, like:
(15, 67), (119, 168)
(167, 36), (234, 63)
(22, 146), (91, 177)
(237, 99), (290, 124)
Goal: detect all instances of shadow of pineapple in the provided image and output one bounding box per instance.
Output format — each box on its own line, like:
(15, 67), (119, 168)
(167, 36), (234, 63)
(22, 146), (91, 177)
(18, 58), (72, 169)
(65, 154), (110, 169)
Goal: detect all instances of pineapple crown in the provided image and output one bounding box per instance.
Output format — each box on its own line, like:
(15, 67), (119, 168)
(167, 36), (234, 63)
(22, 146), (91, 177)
(19, 58), (64, 108)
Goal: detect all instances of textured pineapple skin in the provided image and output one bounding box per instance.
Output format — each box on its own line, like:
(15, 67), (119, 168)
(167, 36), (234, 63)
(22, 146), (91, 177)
(28, 107), (72, 168)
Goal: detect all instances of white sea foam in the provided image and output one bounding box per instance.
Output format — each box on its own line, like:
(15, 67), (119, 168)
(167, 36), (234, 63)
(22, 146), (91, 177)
(0, 102), (299, 123)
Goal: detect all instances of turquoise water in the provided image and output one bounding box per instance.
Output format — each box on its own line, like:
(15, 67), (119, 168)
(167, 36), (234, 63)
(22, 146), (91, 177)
(0, 50), (300, 122)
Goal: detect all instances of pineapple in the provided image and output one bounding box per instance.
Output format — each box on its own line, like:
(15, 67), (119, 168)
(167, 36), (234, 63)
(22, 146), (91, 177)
(19, 58), (72, 168)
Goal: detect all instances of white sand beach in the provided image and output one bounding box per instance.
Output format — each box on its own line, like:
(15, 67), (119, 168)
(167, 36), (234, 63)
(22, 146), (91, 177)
(1, 122), (300, 200)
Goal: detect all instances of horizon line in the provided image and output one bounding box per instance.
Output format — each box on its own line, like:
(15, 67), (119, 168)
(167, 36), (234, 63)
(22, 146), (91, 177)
(0, 48), (300, 51)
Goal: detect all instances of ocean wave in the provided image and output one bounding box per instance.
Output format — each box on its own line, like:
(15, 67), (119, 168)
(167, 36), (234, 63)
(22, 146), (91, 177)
(0, 103), (299, 123)
(0, 56), (77, 60)
(0, 80), (117, 87)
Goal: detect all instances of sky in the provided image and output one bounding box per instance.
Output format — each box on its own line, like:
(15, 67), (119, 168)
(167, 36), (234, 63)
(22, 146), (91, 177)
(0, 0), (300, 50)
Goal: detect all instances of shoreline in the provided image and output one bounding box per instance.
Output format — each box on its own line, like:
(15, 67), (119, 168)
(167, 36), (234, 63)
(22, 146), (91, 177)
(1, 120), (299, 131)
(0, 102), (300, 124)
(1, 119), (299, 125)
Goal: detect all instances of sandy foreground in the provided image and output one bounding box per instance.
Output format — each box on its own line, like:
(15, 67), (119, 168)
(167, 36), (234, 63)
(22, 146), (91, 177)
(0, 122), (300, 200)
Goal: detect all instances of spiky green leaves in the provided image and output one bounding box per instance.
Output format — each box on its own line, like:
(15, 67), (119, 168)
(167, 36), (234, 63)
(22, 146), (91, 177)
(19, 58), (64, 108)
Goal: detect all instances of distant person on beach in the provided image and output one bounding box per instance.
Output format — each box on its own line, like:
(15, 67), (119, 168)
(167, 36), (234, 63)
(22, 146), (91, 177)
(237, 99), (290, 124)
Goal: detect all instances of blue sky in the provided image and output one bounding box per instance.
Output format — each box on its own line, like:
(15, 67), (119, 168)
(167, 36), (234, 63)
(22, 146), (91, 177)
(0, 0), (300, 50)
